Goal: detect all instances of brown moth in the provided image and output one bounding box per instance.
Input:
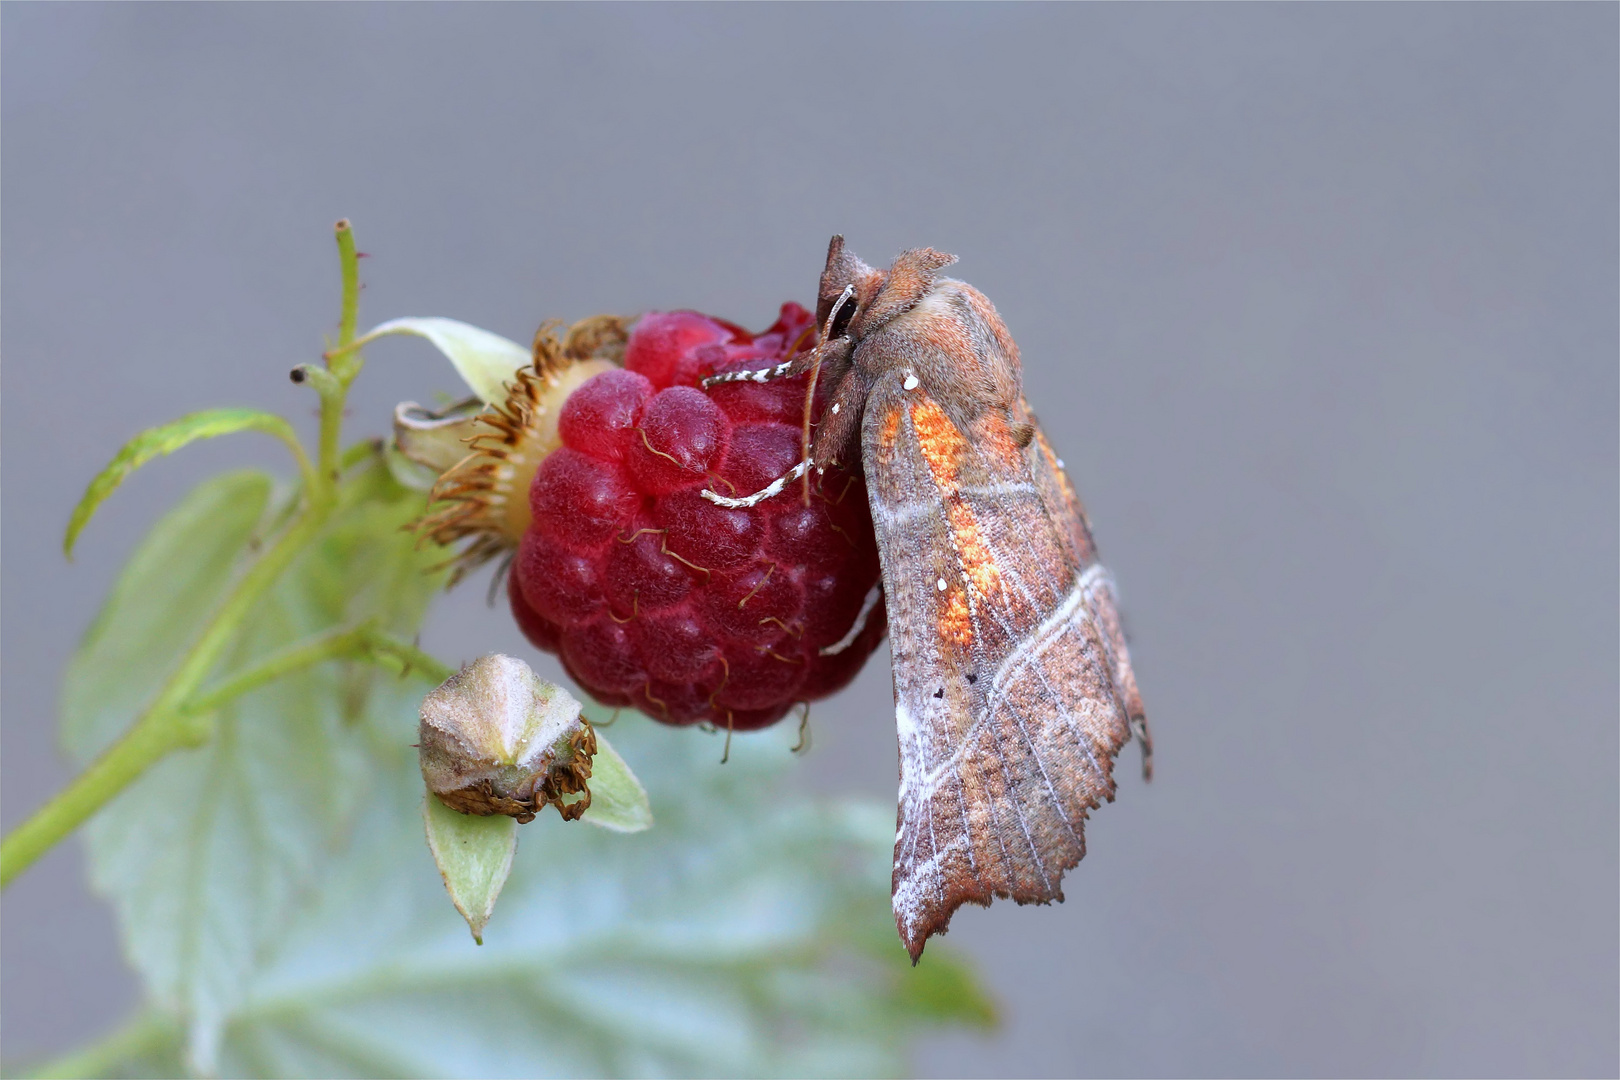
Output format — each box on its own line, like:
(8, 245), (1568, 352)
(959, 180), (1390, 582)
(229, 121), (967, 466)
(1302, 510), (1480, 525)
(702, 237), (1151, 961)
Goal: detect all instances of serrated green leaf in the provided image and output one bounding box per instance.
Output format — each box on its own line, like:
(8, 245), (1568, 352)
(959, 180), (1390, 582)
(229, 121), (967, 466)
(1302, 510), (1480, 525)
(57, 461), (993, 1079)
(67, 456), (448, 1072)
(75, 718), (997, 1079)
(422, 796), (517, 945)
(62, 470), (275, 759)
(580, 732), (652, 833)
(358, 317), (529, 405)
(64, 409), (309, 558)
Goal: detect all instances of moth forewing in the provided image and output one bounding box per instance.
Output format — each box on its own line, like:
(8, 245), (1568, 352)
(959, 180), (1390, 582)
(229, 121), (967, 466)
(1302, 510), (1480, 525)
(695, 238), (1150, 962)
(842, 258), (1147, 962)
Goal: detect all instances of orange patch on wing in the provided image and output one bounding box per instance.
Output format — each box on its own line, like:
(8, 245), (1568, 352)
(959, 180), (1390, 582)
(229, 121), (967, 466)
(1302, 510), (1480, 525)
(946, 500), (1003, 601)
(939, 585), (973, 646)
(879, 403), (902, 448)
(911, 400), (969, 486)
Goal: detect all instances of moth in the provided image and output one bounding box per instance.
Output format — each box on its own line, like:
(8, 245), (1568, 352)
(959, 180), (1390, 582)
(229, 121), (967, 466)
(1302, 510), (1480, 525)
(702, 237), (1151, 961)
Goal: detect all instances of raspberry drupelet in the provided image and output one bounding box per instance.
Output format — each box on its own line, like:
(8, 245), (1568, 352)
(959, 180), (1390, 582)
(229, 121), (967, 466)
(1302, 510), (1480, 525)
(423, 304), (886, 732)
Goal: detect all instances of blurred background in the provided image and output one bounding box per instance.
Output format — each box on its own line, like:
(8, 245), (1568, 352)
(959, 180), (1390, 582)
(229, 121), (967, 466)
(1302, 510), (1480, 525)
(3, 4), (1615, 1076)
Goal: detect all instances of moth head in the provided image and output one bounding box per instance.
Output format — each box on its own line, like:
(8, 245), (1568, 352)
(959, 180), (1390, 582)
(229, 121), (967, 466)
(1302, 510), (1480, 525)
(816, 235), (881, 341)
(816, 235), (958, 344)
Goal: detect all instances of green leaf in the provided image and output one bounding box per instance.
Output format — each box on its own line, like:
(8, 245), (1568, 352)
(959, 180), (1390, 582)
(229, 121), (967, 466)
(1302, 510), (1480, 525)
(66, 456), (448, 1072)
(64, 409), (310, 558)
(358, 317), (529, 405)
(75, 717), (997, 1078)
(580, 731), (653, 833)
(891, 946), (1000, 1029)
(62, 470), (275, 759)
(422, 796), (517, 945)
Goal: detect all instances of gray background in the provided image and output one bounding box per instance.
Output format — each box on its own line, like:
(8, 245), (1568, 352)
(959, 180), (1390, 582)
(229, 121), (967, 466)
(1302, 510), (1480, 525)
(3, 4), (1615, 1076)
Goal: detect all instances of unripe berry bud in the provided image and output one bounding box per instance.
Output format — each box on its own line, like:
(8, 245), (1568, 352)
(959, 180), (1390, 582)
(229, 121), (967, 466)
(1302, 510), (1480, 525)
(418, 654), (597, 823)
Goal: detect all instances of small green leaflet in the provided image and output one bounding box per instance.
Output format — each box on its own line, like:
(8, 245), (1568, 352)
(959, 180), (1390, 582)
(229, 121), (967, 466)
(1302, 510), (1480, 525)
(63, 409), (311, 558)
(423, 796), (517, 945)
(356, 317), (530, 405)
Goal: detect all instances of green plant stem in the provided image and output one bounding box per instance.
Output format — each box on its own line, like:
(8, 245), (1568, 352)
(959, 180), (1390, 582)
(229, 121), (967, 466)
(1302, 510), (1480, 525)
(185, 624), (452, 718)
(335, 220), (361, 357)
(19, 1010), (179, 1080)
(359, 631), (455, 684)
(0, 602), (451, 888)
(0, 220), (374, 889)
(318, 221), (364, 484)
(1, 504), (328, 887)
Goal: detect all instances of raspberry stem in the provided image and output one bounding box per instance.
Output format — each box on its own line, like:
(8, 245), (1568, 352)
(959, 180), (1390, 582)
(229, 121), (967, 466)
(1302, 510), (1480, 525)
(0, 221), (414, 890)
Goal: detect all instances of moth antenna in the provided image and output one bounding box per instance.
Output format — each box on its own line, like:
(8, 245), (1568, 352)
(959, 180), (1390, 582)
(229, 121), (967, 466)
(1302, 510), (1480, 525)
(800, 284), (856, 503)
(701, 357), (798, 387)
(799, 362), (821, 505)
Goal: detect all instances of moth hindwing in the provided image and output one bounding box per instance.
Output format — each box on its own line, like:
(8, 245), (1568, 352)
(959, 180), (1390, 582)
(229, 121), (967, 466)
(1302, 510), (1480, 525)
(702, 237), (1151, 961)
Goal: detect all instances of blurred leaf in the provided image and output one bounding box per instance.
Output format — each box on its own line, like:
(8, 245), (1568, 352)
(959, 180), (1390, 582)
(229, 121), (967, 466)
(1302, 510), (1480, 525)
(580, 732), (653, 833)
(422, 796), (517, 946)
(77, 716), (996, 1078)
(62, 470), (273, 759)
(889, 946), (1000, 1030)
(359, 318), (529, 405)
(63, 409), (306, 558)
(64, 456), (447, 1072)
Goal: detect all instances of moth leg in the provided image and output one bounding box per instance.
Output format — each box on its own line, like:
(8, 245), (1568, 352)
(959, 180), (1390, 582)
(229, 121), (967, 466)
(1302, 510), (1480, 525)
(808, 375), (866, 469)
(701, 354), (814, 387)
(1132, 715), (1154, 781)
(700, 459), (811, 508)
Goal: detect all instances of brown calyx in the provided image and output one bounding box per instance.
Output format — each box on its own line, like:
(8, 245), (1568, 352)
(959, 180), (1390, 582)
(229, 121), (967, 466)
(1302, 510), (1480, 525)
(431, 723), (599, 824)
(417, 315), (630, 585)
(538, 723), (598, 822)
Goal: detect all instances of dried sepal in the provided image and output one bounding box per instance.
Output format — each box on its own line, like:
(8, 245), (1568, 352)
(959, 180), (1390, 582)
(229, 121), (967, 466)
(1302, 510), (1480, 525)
(415, 315), (630, 585)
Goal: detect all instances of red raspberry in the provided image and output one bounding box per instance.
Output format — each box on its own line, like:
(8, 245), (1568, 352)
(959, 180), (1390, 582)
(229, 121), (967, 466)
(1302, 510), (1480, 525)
(426, 306), (886, 732)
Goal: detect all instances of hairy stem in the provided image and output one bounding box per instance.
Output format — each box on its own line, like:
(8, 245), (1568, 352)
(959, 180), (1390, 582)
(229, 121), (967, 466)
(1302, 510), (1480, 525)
(318, 221), (364, 484)
(0, 220), (374, 889)
(185, 624), (453, 718)
(1, 504), (328, 887)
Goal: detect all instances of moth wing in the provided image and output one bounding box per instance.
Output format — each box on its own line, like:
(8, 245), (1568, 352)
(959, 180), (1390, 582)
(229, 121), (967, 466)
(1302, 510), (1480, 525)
(862, 377), (1147, 961)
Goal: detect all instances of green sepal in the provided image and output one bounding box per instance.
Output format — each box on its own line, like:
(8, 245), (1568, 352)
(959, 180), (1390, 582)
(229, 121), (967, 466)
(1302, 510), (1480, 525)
(422, 795), (517, 945)
(356, 317), (530, 405)
(580, 731), (653, 833)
